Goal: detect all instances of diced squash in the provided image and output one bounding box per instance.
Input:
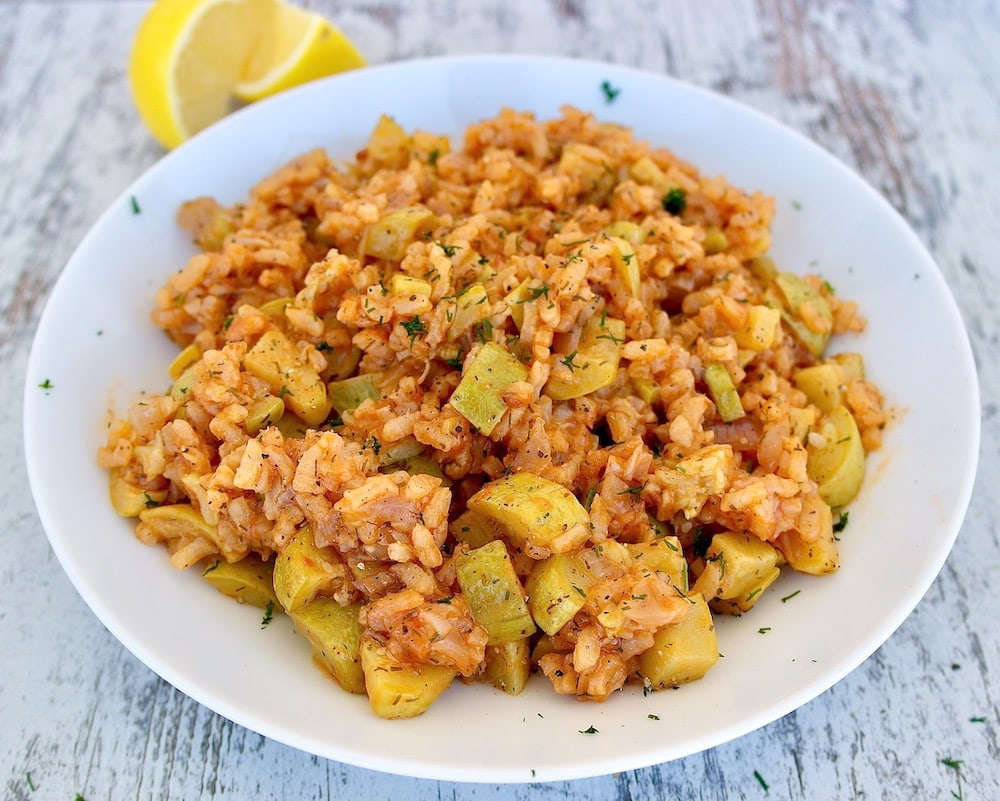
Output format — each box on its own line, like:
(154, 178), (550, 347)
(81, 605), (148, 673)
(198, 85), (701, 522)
(389, 274), (433, 297)
(631, 376), (659, 405)
(449, 342), (528, 435)
(455, 540), (536, 645)
(604, 220), (644, 246)
(607, 235), (640, 297)
(557, 143), (616, 202)
(747, 256), (778, 283)
(376, 437), (424, 466)
(483, 638), (531, 695)
(793, 362), (845, 412)
(327, 373), (381, 415)
(244, 330), (331, 427)
(360, 204), (436, 261)
(449, 509), (501, 550)
(168, 343), (201, 380)
(702, 226), (729, 254)
(788, 405), (818, 443)
(201, 554), (278, 609)
(447, 283), (490, 339)
(400, 453), (448, 482)
(807, 405), (866, 508)
(703, 362), (745, 422)
(545, 314), (625, 401)
(775, 494), (839, 575)
(774, 272), (833, 356)
(289, 599), (365, 693)
(365, 114), (410, 169)
(170, 362), (201, 404)
(628, 538), (688, 592)
(319, 335), (362, 383)
(410, 130), (451, 164)
(525, 551), (598, 635)
(467, 472), (591, 557)
(245, 395), (285, 434)
(691, 531), (781, 613)
(275, 412), (310, 439)
(257, 297), (293, 317)
(628, 156), (670, 192)
(109, 467), (167, 517)
(734, 304), (781, 352)
(503, 280), (532, 330)
(360, 636), (456, 719)
(139, 503), (217, 544)
(272, 526), (347, 612)
(638, 593), (718, 688)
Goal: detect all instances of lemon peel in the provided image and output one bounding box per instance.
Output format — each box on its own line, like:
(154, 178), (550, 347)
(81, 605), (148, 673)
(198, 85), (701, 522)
(128, 0), (365, 149)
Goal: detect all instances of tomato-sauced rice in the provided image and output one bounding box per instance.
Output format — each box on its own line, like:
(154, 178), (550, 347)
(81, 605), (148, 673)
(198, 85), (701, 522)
(99, 107), (886, 711)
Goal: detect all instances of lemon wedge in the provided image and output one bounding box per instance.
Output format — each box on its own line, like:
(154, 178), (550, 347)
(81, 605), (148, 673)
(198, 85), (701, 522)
(234, 3), (366, 102)
(128, 0), (365, 149)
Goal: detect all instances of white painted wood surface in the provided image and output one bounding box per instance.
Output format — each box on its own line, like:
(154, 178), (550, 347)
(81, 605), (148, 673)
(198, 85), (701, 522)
(2, 1), (998, 798)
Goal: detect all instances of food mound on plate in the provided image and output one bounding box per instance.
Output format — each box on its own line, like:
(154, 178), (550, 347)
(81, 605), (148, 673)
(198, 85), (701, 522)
(99, 107), (886, 718)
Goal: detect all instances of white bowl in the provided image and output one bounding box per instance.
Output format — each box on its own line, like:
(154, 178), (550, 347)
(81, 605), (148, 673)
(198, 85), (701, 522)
(23, 55), (980, 783)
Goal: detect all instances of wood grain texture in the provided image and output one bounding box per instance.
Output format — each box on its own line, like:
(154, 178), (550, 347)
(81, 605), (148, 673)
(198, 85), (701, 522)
(2, 1), (997, 799)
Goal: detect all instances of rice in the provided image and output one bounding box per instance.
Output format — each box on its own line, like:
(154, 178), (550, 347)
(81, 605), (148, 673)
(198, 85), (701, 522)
(99, 106), (886, 709)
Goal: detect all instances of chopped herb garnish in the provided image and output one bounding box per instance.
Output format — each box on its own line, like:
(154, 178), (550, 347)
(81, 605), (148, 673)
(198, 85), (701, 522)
(75, 795), (86, 801)
(833, 511), (850, 533)
(617, 484), (645, 497)
(560, 350), (581, 372)
(143, 493), (162, 509)
(428, 148), (440, 166)
(572, 584), (587, 598)
(435, 241), (461, 257)
(647, 713), (660, 720)
(368, 437), (382, 455)
(260, 600), (274, 628)
(941, 757), (964, 800)
(444, 349), (465, 370)
(26, 773), (36, 792)
(222, 314), (234, 331)
(579, 725), (599, 734)
(316, 341), (333, 352)
(600, 80), (621, 102)
(436, 595), (454, 604)
(278, 385), (292, 398)
(583, 484), (598, 510)
(202, 560), (222, 575)
(758, 626), (772, 634)
(475, 318), (493, 343)
(791, 199), (803, 210)
(780, 589), (801, 603)
(38, 378), (54, 390)
(130, 195), (141, 214)
(401, 315), (426, 345)
(969, 716), (987, 723)
(753, 770), (769, 791)
(662, 187), (687, 216)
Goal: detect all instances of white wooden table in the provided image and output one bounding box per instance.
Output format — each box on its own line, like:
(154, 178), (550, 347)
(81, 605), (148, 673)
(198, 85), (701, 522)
(2, 1), (997, 798)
